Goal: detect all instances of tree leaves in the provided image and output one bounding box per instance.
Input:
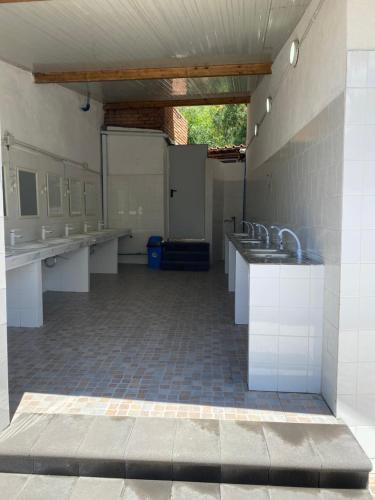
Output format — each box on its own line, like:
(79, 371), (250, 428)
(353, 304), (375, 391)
(179, 104), (247, 147)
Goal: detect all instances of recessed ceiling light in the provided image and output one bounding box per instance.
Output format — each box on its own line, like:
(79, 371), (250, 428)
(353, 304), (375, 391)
(289, 39), (300, 67)
(254, 123), (259, 137)
(266, 97), (272, 113)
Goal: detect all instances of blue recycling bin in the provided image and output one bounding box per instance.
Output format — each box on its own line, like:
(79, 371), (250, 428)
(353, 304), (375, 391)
(147, 236), (163, 269)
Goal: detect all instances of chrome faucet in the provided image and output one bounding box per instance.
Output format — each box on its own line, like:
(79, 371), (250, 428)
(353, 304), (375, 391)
(256, 224), (270, 246)
(278, 228), (303, 260)
(84, 222), (93, 233)
(64, 224), (75, 237)
(240, 220), (255, 238)
(41, 225), (53, 241)
(270, 225), (282, 245)
(9, 229), (22, 247)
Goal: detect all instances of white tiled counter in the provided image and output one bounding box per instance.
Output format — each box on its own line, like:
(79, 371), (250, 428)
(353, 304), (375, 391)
(248, 262), (324, 394)
(5, 228), (131, 327)
(226, 233), (324, 394)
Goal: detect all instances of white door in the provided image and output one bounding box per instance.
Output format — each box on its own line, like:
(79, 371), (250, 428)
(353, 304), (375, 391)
(168, 144), (207, 239)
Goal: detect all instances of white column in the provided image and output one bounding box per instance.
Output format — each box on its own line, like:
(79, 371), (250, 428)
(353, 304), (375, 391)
(228, 241), (236, 292)
(90, 238), (118, 274)
(0, 128), (9, 429)
(43, 246), (90, 293)
(234, 251), (249, 325)
(224, 235), (229, 274)
(6, 261), (43, 327)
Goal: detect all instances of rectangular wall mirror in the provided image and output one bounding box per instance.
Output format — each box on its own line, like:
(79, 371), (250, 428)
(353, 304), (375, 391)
(18, 168), (38, 217)
(47, 173), (64, 216)
(69, 178), (83, 216)
(84, 182), (97, 216)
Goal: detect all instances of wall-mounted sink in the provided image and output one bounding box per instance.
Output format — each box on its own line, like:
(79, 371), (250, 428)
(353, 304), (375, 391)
(248, 252), (290, 259)
(44, 238), (70, 245)
(68, 234), (93, 240)
(8, 242), (48, 251)
(248, 248), (280, 253)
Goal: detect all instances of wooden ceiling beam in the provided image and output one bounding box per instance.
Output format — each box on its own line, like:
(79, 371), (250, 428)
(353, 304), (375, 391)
(34, 62), (272, 84)
(104, 95), (251, 110)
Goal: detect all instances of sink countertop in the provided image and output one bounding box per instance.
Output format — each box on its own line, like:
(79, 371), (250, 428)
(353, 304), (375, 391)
(5, 228), (132, 271)
(227, 233), (322, 266)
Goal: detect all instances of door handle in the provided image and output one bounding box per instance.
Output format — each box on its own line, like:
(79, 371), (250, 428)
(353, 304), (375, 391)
(170, 189), (177, 198)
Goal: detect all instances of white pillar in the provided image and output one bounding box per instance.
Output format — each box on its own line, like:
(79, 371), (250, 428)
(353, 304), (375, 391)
(234, 251), (249, 325)
(6, 261), (43, 328)
(0, 130), (10, 428)
(43, 246), (90, 292)
(228, 241), (236, 292)
(90, 238), (118, 274)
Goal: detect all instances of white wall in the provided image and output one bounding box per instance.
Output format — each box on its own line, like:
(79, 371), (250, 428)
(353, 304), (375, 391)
(212, 160), (244, 262)
(247, 0), (347, 171)
(337, 2), (375, 465)
(0, 123), (9, 430)
(246, 0), (347, 411)
(0, 61), (103, 172)
(0, 61), (103, 244)
(106, 131), (168, 264)
(0, 59), (103, 429)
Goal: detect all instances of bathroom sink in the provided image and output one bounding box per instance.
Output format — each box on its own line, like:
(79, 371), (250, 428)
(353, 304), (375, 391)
(249, 252), (290, 259)
(44, 238), (70, 245)
(248, 248), (280, 253)
(240, 239), (261, 244)
(233, 233), (249, 237)
(68, 234), (93, 239)
(9, 242), (48, 251)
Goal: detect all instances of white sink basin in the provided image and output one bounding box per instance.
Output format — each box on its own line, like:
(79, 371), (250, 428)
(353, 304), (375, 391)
(68, 234), (93, 239)
(44, 238), (70, 245)
(9, 242), (48, 251)
(249, 252), (290, 259)
(248, 248), (279, 253)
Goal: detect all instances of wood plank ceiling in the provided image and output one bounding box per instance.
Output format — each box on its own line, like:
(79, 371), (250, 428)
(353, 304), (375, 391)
(0, 0), (312, 107)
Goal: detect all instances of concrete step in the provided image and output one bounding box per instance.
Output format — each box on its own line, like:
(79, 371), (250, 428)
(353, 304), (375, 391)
(0, 474), (372, 499)
(0, 414), (371, 490)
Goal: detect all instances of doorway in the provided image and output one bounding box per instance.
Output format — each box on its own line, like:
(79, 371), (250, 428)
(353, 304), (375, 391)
(168, 144), (207, 240)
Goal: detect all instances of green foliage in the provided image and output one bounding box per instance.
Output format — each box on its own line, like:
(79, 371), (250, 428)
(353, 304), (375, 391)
(178, 104), (247, 147)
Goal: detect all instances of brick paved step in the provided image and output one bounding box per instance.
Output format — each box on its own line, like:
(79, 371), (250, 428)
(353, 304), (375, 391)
(0, 474), (372, 499)
(0, 414), (371, 490)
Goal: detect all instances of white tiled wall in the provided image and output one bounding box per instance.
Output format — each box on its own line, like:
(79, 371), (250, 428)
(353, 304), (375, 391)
(247, 96), (345, 408)
(0, 129), (9, 430)
(337, 50), (375, 465)
(106, 132), (167, 264)
(248, 264), (324, 394)
(212, 161), (244, 262)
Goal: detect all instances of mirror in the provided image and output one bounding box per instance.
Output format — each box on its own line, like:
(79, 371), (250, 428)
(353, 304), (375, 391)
(47, 174), (64, 216)
(69, 178), (83, 216)
(18, 168), (38, 217)
(84, 182), (97, 216)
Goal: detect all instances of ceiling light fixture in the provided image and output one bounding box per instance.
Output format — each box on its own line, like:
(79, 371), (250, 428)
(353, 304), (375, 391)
(266, 97), (272, 113)
(289, 39), (300, 67)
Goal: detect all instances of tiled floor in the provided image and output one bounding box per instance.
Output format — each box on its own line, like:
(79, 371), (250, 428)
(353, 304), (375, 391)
(8, 264), (336, 423)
